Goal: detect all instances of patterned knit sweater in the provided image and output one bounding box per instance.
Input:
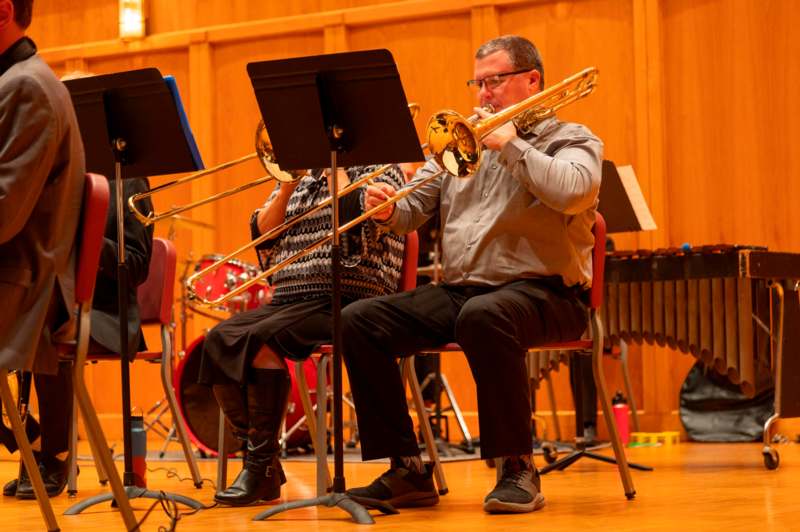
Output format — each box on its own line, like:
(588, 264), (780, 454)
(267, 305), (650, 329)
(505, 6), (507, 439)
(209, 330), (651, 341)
(250, 165), (405, 304)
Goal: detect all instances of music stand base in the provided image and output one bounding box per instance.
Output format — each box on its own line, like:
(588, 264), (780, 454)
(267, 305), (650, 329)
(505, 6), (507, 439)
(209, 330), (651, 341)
(252, 493), (374, 524)
(539, 448), (652, 480)
(64, 486), (203, 516)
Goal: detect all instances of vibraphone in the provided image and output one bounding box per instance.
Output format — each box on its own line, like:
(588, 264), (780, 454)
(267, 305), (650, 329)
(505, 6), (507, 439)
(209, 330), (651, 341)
(602, 245), (800, 468)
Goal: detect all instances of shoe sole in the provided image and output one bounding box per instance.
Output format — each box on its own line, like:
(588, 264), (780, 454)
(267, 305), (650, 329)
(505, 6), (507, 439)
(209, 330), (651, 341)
(214, 493), (281, 506)
(483, 493), (545, 514)
(15, 489), (63, 500)
(389, 492), (440, 508)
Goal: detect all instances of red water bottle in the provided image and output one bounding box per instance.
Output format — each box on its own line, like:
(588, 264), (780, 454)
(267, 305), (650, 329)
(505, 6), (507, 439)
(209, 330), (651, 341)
(611, 391), (630, 445)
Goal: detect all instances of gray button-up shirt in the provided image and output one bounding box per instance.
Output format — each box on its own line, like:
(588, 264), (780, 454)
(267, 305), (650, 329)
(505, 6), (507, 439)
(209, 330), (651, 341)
(382, 116), (603, 288)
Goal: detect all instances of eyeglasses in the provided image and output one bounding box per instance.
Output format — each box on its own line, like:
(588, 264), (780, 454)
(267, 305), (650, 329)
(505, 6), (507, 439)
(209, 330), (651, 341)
(466, 69), (532, 90)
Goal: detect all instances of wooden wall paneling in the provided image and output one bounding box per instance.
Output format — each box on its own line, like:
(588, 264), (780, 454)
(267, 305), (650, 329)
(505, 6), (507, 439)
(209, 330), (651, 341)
(324, 24), (349, 53)
(632, 0), (667, 249)
(348, 14), (474, 145)
(471, 6), (500, 53)
(147, 0), (402, 35)
(662, 0), (800, 253)
(188, 40), (217, 258)
(630, 0), (679, 422)
(29, 0), (119, 49)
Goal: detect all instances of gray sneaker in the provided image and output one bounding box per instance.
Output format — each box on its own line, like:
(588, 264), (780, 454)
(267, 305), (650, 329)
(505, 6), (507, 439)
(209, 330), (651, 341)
(483, 458), (545, 514)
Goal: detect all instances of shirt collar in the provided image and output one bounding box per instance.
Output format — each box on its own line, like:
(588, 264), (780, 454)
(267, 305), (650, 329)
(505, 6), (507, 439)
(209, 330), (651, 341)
(0, 37), (36, 76)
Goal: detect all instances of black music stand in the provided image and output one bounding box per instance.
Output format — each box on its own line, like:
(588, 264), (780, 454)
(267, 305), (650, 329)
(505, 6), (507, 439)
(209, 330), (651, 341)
(245, 50), (423, 524)
(63, 68), (204, 516)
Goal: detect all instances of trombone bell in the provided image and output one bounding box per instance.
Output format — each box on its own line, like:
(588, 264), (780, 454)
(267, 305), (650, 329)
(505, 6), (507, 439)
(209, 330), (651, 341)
(426, 110), (482, 178)
(255, 120), (307, 183)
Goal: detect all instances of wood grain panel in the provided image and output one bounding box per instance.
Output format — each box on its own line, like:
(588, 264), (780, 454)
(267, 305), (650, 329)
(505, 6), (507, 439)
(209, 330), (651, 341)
(348, 14), (473, 142)
(148, 0), (403, 35)
(499, 0), (637, 165)
(662, 0), (800, 252)
(29, 0), (118, 49)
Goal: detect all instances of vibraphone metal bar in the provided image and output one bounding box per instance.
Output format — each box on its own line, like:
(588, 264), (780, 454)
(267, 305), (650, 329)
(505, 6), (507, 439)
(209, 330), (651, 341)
(601, 245), (800, 469)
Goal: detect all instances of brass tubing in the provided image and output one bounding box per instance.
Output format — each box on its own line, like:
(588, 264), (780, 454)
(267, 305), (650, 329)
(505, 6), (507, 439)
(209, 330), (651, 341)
(128, 152), (263, 225)
(187, 166), (447, 306)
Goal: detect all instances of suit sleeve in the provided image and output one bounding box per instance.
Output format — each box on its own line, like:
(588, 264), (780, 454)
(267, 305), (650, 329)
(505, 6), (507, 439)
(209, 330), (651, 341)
(0, 75), (60, 244)
(97, 178), (154, 288)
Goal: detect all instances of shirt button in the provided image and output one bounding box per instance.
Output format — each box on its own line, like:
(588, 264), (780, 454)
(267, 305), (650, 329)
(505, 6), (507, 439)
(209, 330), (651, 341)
(491, 164), (498, 170)
(464, 272), (471, 279)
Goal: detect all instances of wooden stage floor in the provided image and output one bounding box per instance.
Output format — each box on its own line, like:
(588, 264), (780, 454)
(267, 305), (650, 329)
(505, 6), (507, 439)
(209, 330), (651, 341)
(1, 442), (798, 531)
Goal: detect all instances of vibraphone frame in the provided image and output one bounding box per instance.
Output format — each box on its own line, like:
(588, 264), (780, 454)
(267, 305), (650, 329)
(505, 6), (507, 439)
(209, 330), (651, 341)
(602, 246), (800, 469)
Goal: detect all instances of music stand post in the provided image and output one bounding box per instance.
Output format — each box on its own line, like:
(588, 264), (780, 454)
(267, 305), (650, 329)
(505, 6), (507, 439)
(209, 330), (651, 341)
(63, 69), (204, 519)
(246, 50), (423, 523)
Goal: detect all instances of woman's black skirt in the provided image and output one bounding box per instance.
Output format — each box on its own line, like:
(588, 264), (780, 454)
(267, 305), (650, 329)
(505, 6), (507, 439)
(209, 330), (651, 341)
(198, 296), (341, 385)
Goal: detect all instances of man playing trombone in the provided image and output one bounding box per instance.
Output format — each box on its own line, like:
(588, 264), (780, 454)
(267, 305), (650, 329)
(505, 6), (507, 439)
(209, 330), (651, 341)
(198, 164), (405, 506)
(342, 35), (603, 513)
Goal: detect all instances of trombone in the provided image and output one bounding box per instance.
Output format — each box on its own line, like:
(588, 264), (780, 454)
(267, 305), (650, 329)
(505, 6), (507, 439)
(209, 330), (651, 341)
(186, 67), (599, 307)
(128, 104), (423, 226)
(127, 121), (307, 226)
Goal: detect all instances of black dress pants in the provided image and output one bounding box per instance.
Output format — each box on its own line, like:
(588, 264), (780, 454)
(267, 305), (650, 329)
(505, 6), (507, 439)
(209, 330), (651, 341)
(342, 278), (587, 461)
(34, 360), (73, 457)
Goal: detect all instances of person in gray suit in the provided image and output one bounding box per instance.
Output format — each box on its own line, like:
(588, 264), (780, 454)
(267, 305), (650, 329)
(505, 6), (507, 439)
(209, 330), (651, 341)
(0, 0), (85, 497)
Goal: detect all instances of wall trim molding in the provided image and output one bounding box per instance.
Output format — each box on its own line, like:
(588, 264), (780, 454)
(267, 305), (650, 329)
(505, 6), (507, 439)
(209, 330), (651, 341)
(39, 0), (542, 64)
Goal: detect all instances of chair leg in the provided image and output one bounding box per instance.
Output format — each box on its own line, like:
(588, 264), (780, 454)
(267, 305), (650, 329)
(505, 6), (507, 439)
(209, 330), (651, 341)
(618, 340), (640, 433)
(0, 370), (59, 531)
(402, 357), (448, 495)
(315, 355), (330, 496)
(72, 312), (137, 529)
(590, 312), (636, 499)
(158, 326), (203, 487)
(216, 407), (228, 493)
(544, 372), (562, 441)
(68, 397), (79, 496)
(294, 359), (331, 495)
(84, 417), (108, 485)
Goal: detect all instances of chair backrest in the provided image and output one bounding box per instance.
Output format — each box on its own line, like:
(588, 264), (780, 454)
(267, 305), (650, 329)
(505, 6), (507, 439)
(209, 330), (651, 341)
(399, 231), (419, 292)
(589, 211), (607, 310)
(75, 173), (110, 304)
(136, 238), (177, 326)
